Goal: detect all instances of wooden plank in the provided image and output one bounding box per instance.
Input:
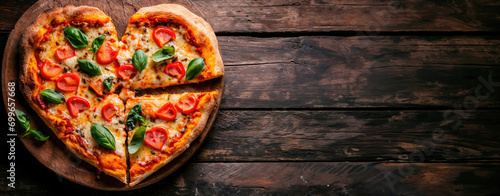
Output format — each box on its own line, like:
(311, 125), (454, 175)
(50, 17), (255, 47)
(1, 0), (499, 32)
(2, 161), (500, 195)
(195, 110), (500, 162)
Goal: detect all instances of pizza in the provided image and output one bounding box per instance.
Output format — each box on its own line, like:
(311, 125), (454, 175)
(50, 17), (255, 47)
(18, 4), (223, 186)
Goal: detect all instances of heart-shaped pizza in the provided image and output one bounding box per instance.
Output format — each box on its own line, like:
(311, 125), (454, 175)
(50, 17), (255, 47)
(18, 4), (223, 186)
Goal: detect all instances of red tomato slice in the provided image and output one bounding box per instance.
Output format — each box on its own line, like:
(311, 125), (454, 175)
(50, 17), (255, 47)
(164, 62), (185, 81)
(67, 96), (91, 117)
(55, 43), (76, 61)
(152, 27), (176, 47)
(96, 41), (119, 65)
(89, 79), (105, 97)
(40, 60), (63, 79)
(117, 64), (138, 80)
(175, 93), (198, 115)
(102, 103), (118, 122)
(144, 127), (168, 151)
(156, 102), (177, 121)
(56, 73), (80, 92)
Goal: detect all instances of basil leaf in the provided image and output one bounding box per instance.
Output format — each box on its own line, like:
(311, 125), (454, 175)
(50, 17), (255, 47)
(29, 129), (49, 141)
(126, 103), (143, 130)
(128, 122), (149, 154)
(15, 109), (30, 131)
(103, 76), (113, 91)
(185, 57), (206, 81)
(132, 50), (147, 73)
(40, 89), (65, 104)
(63, 27), (89, 49)
(89, 36), (105, 60)
(77, 59), (102, 76)
(91, 124), (116, 150)
(151, 46), (175, 62)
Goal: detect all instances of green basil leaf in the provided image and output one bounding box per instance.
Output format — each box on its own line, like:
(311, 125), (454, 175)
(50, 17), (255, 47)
(15, 109), (30, 131)
(126, 103), (143, 130)
(151, 46), (175, 62)
(29, 129), (49, 141)
(89, 36), (105, 60)
(63, 27), (89, 48)
(91, 123), (116, 150)
(132, 50), (147, 73)
(40, 89), (65, 104)
(77, 59), (102, 76)
(103, 76), (113, 91)
(128, 121), (149, 154)
(185, 57), (206, 81)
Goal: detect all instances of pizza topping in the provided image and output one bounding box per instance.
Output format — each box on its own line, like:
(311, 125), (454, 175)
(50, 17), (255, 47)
(96, 41), (119, 64)
(55, 43), (76, 61)
(132, 49), (147, 73)
(156, 102), (177, 121)
(56, 73), (80, 92)
(128, 122), (149, 154)
(67, 96), (91, 117)
(185, 57), (205, 81)
(89, 35), (105, 60)
(40, 89), (65, 104)
(126, 103), (144, 130)
(153, 27), (176, 47)
(151, 46), (175, 62)
(119, 87), (135, 101)
(77, 59), (102, 76)
(35, 94), (47, 109)
(40, 60), (63, 79)
(103, 76), (114, 91)
(89, 79), (105, 97)
(102, 103), (118, 122)
(63, 27), (89, 48)
(90, 123), (116, 150)
(164, 62), (185, 81)
(117, 64), (138, 80)
(144, 127), (168, 151)
(175, 93), (198, 114)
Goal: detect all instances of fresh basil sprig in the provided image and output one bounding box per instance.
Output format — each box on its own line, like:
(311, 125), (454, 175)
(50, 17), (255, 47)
(151, 46), (175, 62)
(89, 36), (105, 60)
(63, 27), (89, 49)
(91, 123), (116, 150)
(128, 121), (149, 154)
(103, 76), (113, 91)
(40, 89), (65, 104)
(185, 57), (206, 81)
(132, 50), (147, 73)
(126, 103), (144, 130)
(15, 109), (49, 141)
(77, 59), (102, 76)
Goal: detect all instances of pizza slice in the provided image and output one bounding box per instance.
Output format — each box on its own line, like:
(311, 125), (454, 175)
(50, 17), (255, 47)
(116, 4), (224, 90)
(19, 6), (127, 183)
(125, 90), (218, 186)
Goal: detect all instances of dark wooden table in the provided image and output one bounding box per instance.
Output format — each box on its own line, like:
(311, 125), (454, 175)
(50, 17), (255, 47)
(2, 0), (500, 195)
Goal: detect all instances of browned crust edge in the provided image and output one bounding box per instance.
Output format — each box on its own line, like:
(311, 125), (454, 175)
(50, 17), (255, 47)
(129, 91), (218, 187)
(18, 5), (127, 184)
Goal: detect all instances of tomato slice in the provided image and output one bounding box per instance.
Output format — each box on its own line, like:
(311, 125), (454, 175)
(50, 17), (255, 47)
(67, 96), (91, 117)
(117, 64), (138, 80)
(164, 62), (185, 81)
(40, 60), (63, 79)
(175, 93), (198, 115)
(55, 43), (76, 61)
(102, 103), (118, 122)
(156, 102), (177, 121)
(56, 73), (80, 92)
(96, 41), (119, 65)
(152, 27), (176, 47)
(144, 127), (168, 151)
(89, 79), (104, 97)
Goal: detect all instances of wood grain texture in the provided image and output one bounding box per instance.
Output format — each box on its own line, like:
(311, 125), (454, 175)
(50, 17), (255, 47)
(195, 110), (500, 162)
(1, 0), (500, 32)
(2, 161), (500, 195)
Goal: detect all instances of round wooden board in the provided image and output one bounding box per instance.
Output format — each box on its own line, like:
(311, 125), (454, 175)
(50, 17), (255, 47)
(1, 0), (223, 191)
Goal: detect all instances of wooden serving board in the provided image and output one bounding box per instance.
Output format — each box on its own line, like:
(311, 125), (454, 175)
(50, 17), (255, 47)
(1, 0), (223, 191)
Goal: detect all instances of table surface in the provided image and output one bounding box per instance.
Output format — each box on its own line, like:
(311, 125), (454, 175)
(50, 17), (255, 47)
(1, 0), (500, 195)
